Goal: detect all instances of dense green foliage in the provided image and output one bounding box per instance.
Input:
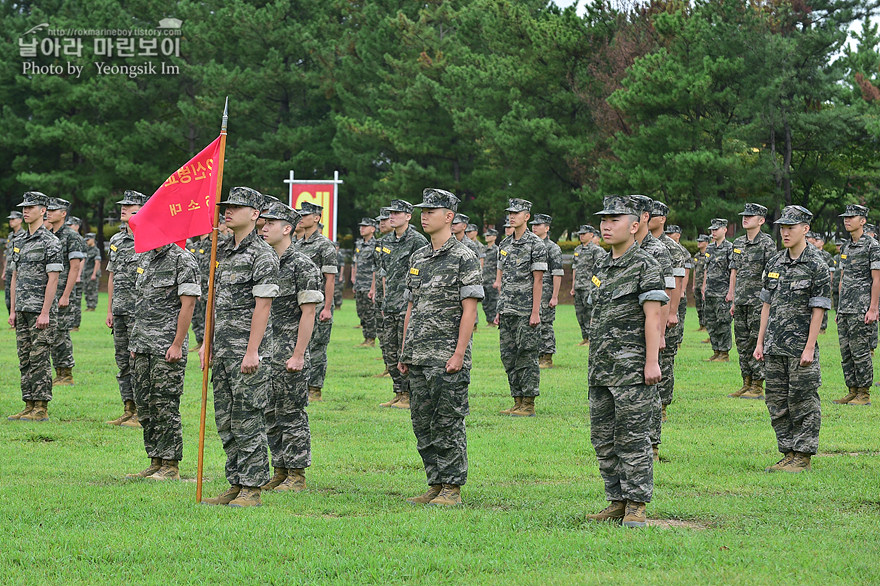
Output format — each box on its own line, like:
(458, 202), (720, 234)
(1, 0), (878, 244)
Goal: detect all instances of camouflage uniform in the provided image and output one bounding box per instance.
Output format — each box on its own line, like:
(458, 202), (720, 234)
(353, 234), (379, 340)
(107, 226), (139, 403)
(267, 241), (323, 471)
(11, 224), (63, 403)
(693, 244), (709, 328)
(83, 242), (101, 310)
(658, 229), (689, 411)
(676, 239), (692, 335)
(402, 228), (483, 487)
(731, 230), (776, 381)
(813, 245), (835, 331)
(588, 213), (668, 505)
(372, 228), (391, 360)
(50, 218), (87, 369)
(187, 235), (212, 346)
(481, 239), (499, 323)
(497, 208), (548, 397)
(212, 225), (279, 489)
(536, 225), (564, 356)
(453, 214), (484, 328)
(760, 231), (831, 456)
(704, 235), (734, 352)
(837, 232), (880, 389)
(334, 248), (344, 308)
(376, 220), (429, 396)
(130, 244), (201, 463)
(4, 226), (24, 314)
(572, 236), (604, 341)
(293, 227), (339, 390)
(831, 251), (841, 311)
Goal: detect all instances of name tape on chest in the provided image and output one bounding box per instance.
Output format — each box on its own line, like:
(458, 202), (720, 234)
(841, 254), (847, 260)
(591, 275), (601, 287)
(409, 267), (419, 275)
(110, 244), (118, 252)
(136, 267), (144, 274)
(13, 247), (20, 253)
(382, 247), (391, 254)
(500, 249), (508, 256)
(733, 248), (742, 254)
(768, 272), (780, 279)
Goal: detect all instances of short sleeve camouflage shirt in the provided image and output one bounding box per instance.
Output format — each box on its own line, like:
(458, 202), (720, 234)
(106, 229), (139, 316)
(496, 230), (548, 316)
(353, 237), (376, 292)
(51, 224), (87, 292)
(731, 231), (776, 306)
(705, 239), (734, 297)
(11, 226), (63, 313)
(271, 245), (324, 362)
(838, 233), (880, 314)
(376, 225), (429, 314)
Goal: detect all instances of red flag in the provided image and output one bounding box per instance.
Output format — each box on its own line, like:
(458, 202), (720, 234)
(129, 136), (222, 253)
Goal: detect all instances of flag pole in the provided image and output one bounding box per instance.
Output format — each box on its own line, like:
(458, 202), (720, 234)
(196, 97), (228, 503)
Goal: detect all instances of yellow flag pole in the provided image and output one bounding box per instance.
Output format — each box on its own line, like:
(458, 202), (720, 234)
(196, 97), (228, 503)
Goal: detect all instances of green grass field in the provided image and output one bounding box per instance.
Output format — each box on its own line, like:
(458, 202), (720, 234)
(2, 296), (879, 584)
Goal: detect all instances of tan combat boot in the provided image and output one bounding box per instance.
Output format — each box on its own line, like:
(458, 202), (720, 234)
(379, 394), (400, 408)
(406, 484), (442, 505)
(585, 500), (625, 523)
(511, 396), (536, 417)
(126, 457), (163, 478)
(661, 404), (668, 423)
(729, 376), (752, 398)
(392, 392), (410, 409)
(372, 367), (390, 378)
(202, 485), (241, 506)
(7, 401), (35, 421)
(427, 484), (461, 507)
(106, 400), (136, 425)
(52, 368), (65, 385)
(740, 379), (765, 400)
(188, 342), (202, 353)
(578, 339), (589, 347)
(833, 388), (858, 404)
(20, 400), (49, 422)
(538, 354), (553, 369)
(499, 397), (522, 415)
(697, 325), (706, 332)
(714, 351), (730, 362)
(275, 468), (306, 492)
(148, 460), (180, 480)
(765, 451), (795, 473)
(780, 452), (811, 473)
(308, 386), (323, 402)
(622, 501), (647, 528)
(261, 467), (288, 490)
(848, 388), (872, 406)
(359, 338), (375, 348)
(704, 351), (719, 362)
(652, 445), (660, 462)
(56, 367), (75, 386)
(228, 487), (262, 507)
(701, 337), (711, 344)
(120, 411), (141, 428)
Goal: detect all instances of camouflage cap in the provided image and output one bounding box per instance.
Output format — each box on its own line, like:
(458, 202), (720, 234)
(665, 224), (682, 234)
(260, 201), (301, 227)
(452, 213), (470, 225)
(697, 234), (711, 243)
(387, 199), (413, 214)
(774, 205), (813, 225)
(839, 204), (869, 218)
(466, 223), (478, 232)
(7, 211), (23, 219)
(47, 197), (71, 211)
(117, 190), (149, 206)
(219, 186), (265, 210)
(529, 213), (552, 225)
(595, 195), (640, 216)
(85, 232), (96, 239)
(866, 223), (877, 234)
(66, 216), (81, 226)
(377, 207), (392, 221)
(628, 195), (653, 216)
(357, 217), (378, 227)
(806, 231), (818, 239)
(739, 202), (768, 217)
(297, 200), (323, 216)
(813, 232), (826, 242)
(414, 188), (460, 211)
(651, 201), (669, 217)
(575, 224), (590, 235)
(485, 228), (498, 237)
(708, 218), (729, 230)
(261, 194), (280, 209)
(503, 220), (512, 228)
(505, 198), (532, 213)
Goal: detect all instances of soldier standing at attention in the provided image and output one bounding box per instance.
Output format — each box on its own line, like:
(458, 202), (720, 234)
(452, 214), (483, 329)
(702, 218), (734, 362)
(693, 235), (710, 332)
(832, 205), (880, 406)
(585, 195), (667, 528)
(494, 198), (547, 417)
(186, 232), (212, 352)
(664, 225), (692, 337)
(7, 192), (63, 422)
(352, 218), (378, 347)
(466, 224), (484, 255)
(754, 206), (830, 473)
(831, 239), (842, 315)
(571, 225), (603, 346)
(82, 233), (101, 312)
(259, 202), (322, 493)
(46, 198), (86, 386)
(4, 211), (25, 316)
(377, 200), (429, 408)
(293, 202), (338, 402)
(106, 191), (148, 427)
(126, 238), (200, 481)
(728, 204), (776, 399)
(370, 208), (393, 379)
(530, 214), (563, 368)
(334, 241), (344, 309)
(66, 216), (85, 331)
(201, 187), (279, 508)
(399, 188), (483, 507)
(481, 228), (499, 327)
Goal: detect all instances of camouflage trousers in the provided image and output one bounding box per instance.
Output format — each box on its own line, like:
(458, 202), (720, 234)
(354, 290), (378, 340)
(677, 297), (687, 339)
(838, 313), (874, 388)
(212, 357), (270, 488)
(132, 353), (185, 461)
(481, 285), (498, 324)
(873, 320), (879, 351)
(734, 303), (764, 380)
(266, 362), (311, 470)
(590, 384), (655, 503)
(191, 295), (206, 346)
(84, 277), (99, 310)
(573, 288), (591, 341)
(112, 314), (134, 402)
(15, 311), (56, 402)
(650, 326), (680, 447)
(499, 314), (540, 397)
(307, 304), (333, 389)
(704, 296), (732, 352)
(539, 302), (556, 356)
(4, 272), (11, 313)
(764, 353), (821, 455)
(72, 283), (83, 329)
(409, 365), (469, 486)
(694, 286), (705, 327)
(380, 311), (409, 394)
(51, 299), (76, 369)
(334, 280), (343, 308)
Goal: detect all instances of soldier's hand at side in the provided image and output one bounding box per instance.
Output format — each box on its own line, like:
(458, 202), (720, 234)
(549, 295), (559, 308)
(199, 345), (212, 370)
(493, 313), (499, 326)
(667, 313), (679, 327)
(35, 313), (48, 329)
(492, 280), (501, 291)
(319, 306), (332, 322)
(446, 353), (463, 374)
(799, 346), (815, 367)
(241, 351), (260, 374)
(368, 288), (375, 301)
(105, 314), (114, 329)
(286, 354), (305, 372)
(725, 291), (734, 303)
(644, 361), (661, 385)
(729, 303), (735, 317)
(397, 362), (409, 375)
(165, 343), (183, 363)
(866, 308), (879, 324)
(8, 314), (15, 328)
(659, 336), (666, 350)
(529, 311), (540, 327)
(569, 287), (575, 296)
(59, 294), (70, 308)
(753, 343), (764, 362)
